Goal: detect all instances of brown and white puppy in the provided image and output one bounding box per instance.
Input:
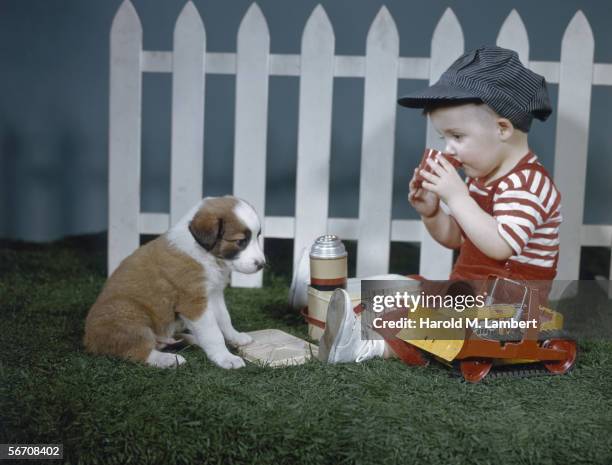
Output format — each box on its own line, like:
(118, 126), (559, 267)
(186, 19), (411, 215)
(84, 196), (265, 369)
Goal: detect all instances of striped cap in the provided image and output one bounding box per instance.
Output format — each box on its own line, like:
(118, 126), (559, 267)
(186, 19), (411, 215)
(398, 46), (552, 132)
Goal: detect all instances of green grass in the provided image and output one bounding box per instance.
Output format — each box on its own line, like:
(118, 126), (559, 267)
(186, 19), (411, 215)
(1, 235), (612, 465)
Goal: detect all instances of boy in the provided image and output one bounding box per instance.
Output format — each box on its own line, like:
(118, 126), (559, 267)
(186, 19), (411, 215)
(319, 46), (562, 364)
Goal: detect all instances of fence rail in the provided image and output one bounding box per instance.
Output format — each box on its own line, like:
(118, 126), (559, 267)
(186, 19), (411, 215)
(109, 1), (612, 296)
(140, 51), (612, 85)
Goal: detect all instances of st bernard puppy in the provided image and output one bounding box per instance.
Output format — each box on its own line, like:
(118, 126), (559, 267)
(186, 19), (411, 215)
(84, 196), (265, 369)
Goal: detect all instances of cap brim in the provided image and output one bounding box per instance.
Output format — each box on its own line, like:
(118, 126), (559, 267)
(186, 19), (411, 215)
(397, 83), (481, 108)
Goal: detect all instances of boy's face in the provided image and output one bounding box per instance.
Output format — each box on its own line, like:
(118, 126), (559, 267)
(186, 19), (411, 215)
(428, 103), (504, 180)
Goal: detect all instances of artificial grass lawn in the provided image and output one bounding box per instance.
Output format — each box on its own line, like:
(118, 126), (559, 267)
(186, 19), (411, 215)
(1, 235), (612, 465)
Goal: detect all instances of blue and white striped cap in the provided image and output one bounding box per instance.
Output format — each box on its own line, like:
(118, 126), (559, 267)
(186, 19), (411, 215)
(398, 46), (552, 132)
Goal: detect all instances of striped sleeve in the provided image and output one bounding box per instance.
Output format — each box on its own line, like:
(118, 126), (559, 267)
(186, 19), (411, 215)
(493, 169), (559, 255)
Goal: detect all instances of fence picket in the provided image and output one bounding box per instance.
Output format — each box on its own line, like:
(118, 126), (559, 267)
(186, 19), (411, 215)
(356, 6), (399, 277)
(420, 8), (463, 279)
(497, 10), (529, 64)
(231, 3), (270, 287)
(170, 2), (206, 226)
(108, 0), (142, 275)
(293, 5), (335, 269)
(107, 3), (612, 292)
(553, 11), (594, 285)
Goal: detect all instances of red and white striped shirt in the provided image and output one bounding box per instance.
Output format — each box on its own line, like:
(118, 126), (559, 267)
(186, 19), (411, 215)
(466, 153), (562, 269)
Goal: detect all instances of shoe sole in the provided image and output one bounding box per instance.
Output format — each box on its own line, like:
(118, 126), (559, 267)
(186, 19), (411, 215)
(318, 289), (350, 363)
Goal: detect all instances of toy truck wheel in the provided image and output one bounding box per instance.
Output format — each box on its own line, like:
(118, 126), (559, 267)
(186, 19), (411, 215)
(542, 339), (577, 374)
(460, 359), (493, 383)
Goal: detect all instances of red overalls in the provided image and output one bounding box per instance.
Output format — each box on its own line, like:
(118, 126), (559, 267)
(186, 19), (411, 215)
(450, 155), (558, 289)
(379, 154), (560, 365)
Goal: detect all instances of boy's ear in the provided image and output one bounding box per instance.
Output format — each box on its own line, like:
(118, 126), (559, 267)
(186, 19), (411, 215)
(496, 118), (514, 141)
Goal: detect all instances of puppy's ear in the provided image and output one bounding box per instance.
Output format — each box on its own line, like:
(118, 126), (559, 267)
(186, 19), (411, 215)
(189, 212), (224, 251)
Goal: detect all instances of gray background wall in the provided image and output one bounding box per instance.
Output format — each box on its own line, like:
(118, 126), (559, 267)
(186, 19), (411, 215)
(1, 0), (611, 242)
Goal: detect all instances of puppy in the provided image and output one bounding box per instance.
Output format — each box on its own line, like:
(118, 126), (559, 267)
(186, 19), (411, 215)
(84, 196), (265, 369)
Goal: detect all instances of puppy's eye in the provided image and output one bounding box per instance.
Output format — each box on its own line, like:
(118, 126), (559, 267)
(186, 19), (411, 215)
(237, 238), (248, 248)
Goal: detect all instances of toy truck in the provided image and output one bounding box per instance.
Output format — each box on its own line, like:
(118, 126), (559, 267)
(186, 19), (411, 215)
(398, 277), (577, 383)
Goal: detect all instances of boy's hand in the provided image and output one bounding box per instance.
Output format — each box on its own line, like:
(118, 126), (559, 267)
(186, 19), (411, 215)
(420, 154), (468, 205)
(408, 167), (439, 218)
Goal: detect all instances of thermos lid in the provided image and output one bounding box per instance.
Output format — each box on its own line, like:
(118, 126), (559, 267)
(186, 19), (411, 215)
(309, 235), (347, 259)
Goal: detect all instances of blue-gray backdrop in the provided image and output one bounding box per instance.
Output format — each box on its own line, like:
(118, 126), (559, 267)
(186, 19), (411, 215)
(1, 0), (611, 242)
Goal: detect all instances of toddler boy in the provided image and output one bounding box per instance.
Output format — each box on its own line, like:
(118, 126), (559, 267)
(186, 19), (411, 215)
(320, 46), (562, 364)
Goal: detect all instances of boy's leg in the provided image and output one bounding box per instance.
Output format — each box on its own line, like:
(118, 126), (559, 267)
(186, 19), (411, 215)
(319, 289), (428, 365)
(362, 307), (429, 365)
(318, 289), (385, 364)
(371, 306), (429, 366)
(382, 343), (397, 359)
(379, 332), (429, 366)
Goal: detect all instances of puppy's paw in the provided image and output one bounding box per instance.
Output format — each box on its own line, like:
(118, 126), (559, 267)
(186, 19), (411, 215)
(211, 352), (246, 369)
(179, 332), (197, 346)
(146, 350), (187, 368)
(228, 332), (253, 347)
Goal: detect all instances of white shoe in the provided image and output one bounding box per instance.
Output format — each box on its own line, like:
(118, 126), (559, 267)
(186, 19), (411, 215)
(289, 247), (310, 310)
(318, 289), (385, 364)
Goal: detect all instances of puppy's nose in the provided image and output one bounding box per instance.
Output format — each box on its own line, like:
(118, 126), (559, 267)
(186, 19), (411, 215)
(255, 259), (266, 271)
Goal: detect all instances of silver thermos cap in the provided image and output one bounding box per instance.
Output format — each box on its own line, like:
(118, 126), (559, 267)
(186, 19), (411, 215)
(309, 235), (347, 259)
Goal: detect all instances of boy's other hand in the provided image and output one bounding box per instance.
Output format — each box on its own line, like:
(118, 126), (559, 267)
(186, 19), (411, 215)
(420, 155), (468, 204)
(408, 167), (439, 218)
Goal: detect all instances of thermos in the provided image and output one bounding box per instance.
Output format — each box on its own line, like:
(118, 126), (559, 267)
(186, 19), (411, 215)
(309, 235), (348, 291)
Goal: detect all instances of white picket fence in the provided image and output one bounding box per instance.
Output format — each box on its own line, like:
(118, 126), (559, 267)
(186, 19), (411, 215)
(108, 1), (612, 296)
